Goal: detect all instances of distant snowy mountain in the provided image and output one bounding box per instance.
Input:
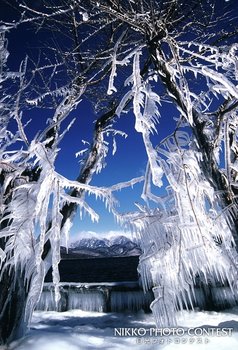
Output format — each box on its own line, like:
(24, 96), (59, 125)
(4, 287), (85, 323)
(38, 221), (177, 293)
(61, 235), (141, 259)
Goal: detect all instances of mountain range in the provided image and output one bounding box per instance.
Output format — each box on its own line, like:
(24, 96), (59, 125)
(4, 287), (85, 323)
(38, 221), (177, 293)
(61, 235), (141, 259)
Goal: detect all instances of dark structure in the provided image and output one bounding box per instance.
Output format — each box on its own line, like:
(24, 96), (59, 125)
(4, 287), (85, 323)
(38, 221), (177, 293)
(38, 256), (154, 313)
(45, 256), (140, 283)
(39, 256), (238, 314)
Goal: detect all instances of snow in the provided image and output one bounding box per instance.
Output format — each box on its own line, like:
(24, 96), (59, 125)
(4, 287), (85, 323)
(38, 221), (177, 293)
(8, 307), (238, 350)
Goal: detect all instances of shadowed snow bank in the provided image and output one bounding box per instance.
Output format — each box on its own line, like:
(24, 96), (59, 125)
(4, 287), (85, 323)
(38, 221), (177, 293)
(8, 307), (238, 350)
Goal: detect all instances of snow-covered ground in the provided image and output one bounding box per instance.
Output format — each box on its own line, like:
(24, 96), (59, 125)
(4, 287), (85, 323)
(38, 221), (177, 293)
(8, 307), (238, 350)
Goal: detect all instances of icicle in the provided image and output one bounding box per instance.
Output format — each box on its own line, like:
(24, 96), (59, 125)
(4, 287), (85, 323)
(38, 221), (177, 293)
(61, 217), (73, 253)
(142, 131), (163, 187)
(107, 31), (127, 95)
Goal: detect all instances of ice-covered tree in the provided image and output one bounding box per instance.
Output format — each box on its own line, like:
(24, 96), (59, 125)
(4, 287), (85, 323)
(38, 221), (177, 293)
(0, 20), (142, 344)
(89, 0), (238, 326)
(1, 0), (238, 344)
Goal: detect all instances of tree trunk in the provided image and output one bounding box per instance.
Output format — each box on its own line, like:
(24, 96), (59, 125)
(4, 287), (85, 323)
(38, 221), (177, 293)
(0, 265), (29, 345)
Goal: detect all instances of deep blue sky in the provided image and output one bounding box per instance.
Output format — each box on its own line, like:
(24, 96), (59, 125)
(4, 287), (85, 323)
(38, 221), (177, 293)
(57, 102), (175, 235)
